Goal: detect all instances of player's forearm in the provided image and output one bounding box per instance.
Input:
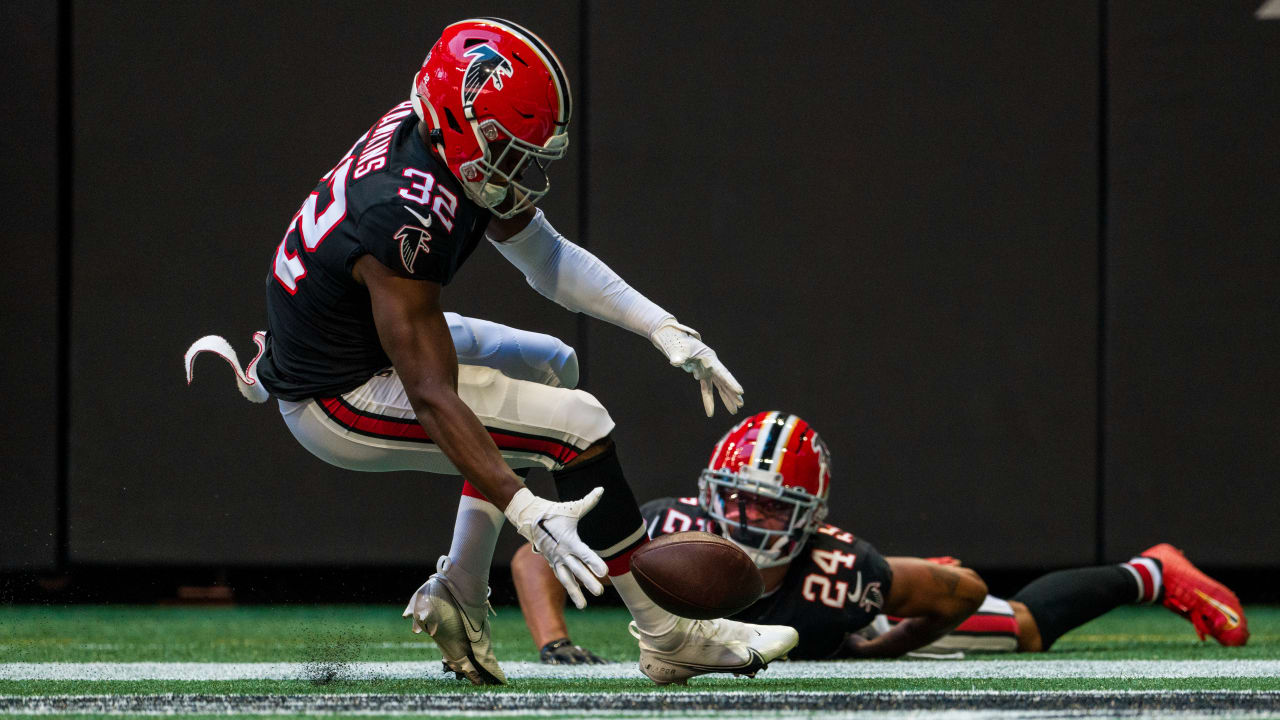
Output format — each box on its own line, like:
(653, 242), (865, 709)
(512, 543), (572, 648)
(489, 210), (673, 337)
(370, 285), (526, 510)
(409, 384), (523, 509)
(849, 614), (960, 659)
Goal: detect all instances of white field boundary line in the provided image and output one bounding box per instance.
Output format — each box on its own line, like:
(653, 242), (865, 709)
(2, 659), (1280, 681)
(2, 690), (1279, 715)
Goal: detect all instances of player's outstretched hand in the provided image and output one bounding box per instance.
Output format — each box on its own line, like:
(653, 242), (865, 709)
(504, 487), (607, 610)
(650, 321), (744, 417)
(540, 638), (610, 665)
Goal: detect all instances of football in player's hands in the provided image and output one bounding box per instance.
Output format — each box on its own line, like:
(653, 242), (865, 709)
(629, 531), (763, 620)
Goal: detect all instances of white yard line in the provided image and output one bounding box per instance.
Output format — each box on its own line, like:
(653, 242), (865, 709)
(2, 690), (1279, 718)
(2, 659), (1279, 681)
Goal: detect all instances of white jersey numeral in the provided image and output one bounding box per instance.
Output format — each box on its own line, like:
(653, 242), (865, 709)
(802, 574), (850, 608)
(272, 212), (304, 294)
(271, 157), (354, 292)
(811, 548), (857, 575)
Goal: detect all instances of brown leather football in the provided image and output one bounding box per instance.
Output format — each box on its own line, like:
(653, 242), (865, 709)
(629, 531), (764, 620)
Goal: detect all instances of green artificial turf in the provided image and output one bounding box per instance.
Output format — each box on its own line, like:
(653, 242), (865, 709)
(1, 604), (1275, 663)
(0, 605), (632, 663)
(1, 604), (1276, 699)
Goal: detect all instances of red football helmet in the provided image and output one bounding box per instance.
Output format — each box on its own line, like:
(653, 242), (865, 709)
(411, 18), (571, 218)
(698, 411), (832, 568)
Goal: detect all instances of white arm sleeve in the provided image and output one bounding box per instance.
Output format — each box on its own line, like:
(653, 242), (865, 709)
(487, 209), (674, 337)
(445, 312), (579, 389)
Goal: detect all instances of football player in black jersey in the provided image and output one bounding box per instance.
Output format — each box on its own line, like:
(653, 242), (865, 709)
(513, 411), (1250, 661)
(185, 18), (799, 686)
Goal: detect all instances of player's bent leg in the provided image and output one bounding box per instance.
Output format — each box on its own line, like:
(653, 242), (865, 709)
(278, 367), (609, 685)
(401, 481), (509, 685)
(553, 436), (798, 684)
(446, 312), (579, 389)
(276, 365), (606, 474)
(1010, 601), (1043, 652)
(1010, 554), (1177, 651)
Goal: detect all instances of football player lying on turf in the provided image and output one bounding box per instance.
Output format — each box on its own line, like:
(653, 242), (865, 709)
(512, 411), (1250, 662)
(184, 18), (797, 686)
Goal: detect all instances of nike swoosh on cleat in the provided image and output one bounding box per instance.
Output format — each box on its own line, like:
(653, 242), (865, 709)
(437, 582), (484, 639)
(1195, 589), (1241, 628)
(459, 608), (484, 640)
(661, 649), (768, 675)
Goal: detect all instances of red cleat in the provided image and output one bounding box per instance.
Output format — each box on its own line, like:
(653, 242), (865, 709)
(1141, 543), (1249, 647)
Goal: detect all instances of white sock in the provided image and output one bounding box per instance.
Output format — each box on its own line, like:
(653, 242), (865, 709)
(612, 571), (684, 648)
(443, 493), (504, 606)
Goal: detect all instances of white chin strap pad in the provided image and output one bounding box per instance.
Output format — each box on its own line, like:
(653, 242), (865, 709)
(184, 333), (270, 403)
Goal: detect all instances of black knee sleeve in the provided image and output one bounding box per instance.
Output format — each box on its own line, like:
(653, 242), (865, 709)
(1011, 565), (1137, 650)
(553, 441), (644, 559)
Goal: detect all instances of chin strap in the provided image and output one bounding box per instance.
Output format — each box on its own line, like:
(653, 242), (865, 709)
(184, 332), (270, 403)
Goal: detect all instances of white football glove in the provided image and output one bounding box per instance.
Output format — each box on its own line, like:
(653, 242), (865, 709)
(649, 321), (745, 417)
(504, 487), (608, 610)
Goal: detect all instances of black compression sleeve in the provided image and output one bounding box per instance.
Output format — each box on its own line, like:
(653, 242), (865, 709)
(1011, 565), (1142, 650)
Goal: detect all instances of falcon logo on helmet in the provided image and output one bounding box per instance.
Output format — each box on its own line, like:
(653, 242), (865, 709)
(410, 18), (571, 219)
(698, 411), (832, 568)
(461, 43), (514, 106)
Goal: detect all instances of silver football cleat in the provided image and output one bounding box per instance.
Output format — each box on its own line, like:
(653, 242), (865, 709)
(403, 556), (506, 685)
(630, 617), (798, 686)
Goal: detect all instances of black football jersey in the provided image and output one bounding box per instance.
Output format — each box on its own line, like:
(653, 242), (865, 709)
(640, 496), (894, 660)
(257, 101), (492, 401)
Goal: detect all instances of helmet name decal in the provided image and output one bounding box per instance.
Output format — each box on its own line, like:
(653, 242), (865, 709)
(462, 43), (514, 108)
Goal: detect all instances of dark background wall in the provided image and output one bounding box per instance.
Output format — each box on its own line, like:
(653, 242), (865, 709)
(1103, 1), (1280, 564)
(2, 1), (1276, 583)
(0, 2), (60, 571)
(585, 1), (1098, 567)
(65, 0), (579, 567)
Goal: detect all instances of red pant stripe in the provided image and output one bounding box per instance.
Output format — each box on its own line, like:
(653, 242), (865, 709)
(318, 396), (581, 466)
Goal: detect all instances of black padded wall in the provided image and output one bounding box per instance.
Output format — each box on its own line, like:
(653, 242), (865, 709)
(67, 2), (579, 565)
(23, 1), (1272, 573)
(0, 1), (61, 571)
(583, 2), (1099, 566)
(1103, 2), (1280, 564)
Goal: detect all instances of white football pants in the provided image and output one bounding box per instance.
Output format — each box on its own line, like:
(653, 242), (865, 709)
(278, 314), (614, 474)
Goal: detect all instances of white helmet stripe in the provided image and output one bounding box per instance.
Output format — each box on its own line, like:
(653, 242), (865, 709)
(768, 414), (801, 472)
(748, 411), (780, 470)
(474, 17), (571, 126)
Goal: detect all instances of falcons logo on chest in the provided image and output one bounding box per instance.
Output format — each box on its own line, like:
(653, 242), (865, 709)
(396, 206), (433, 274)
